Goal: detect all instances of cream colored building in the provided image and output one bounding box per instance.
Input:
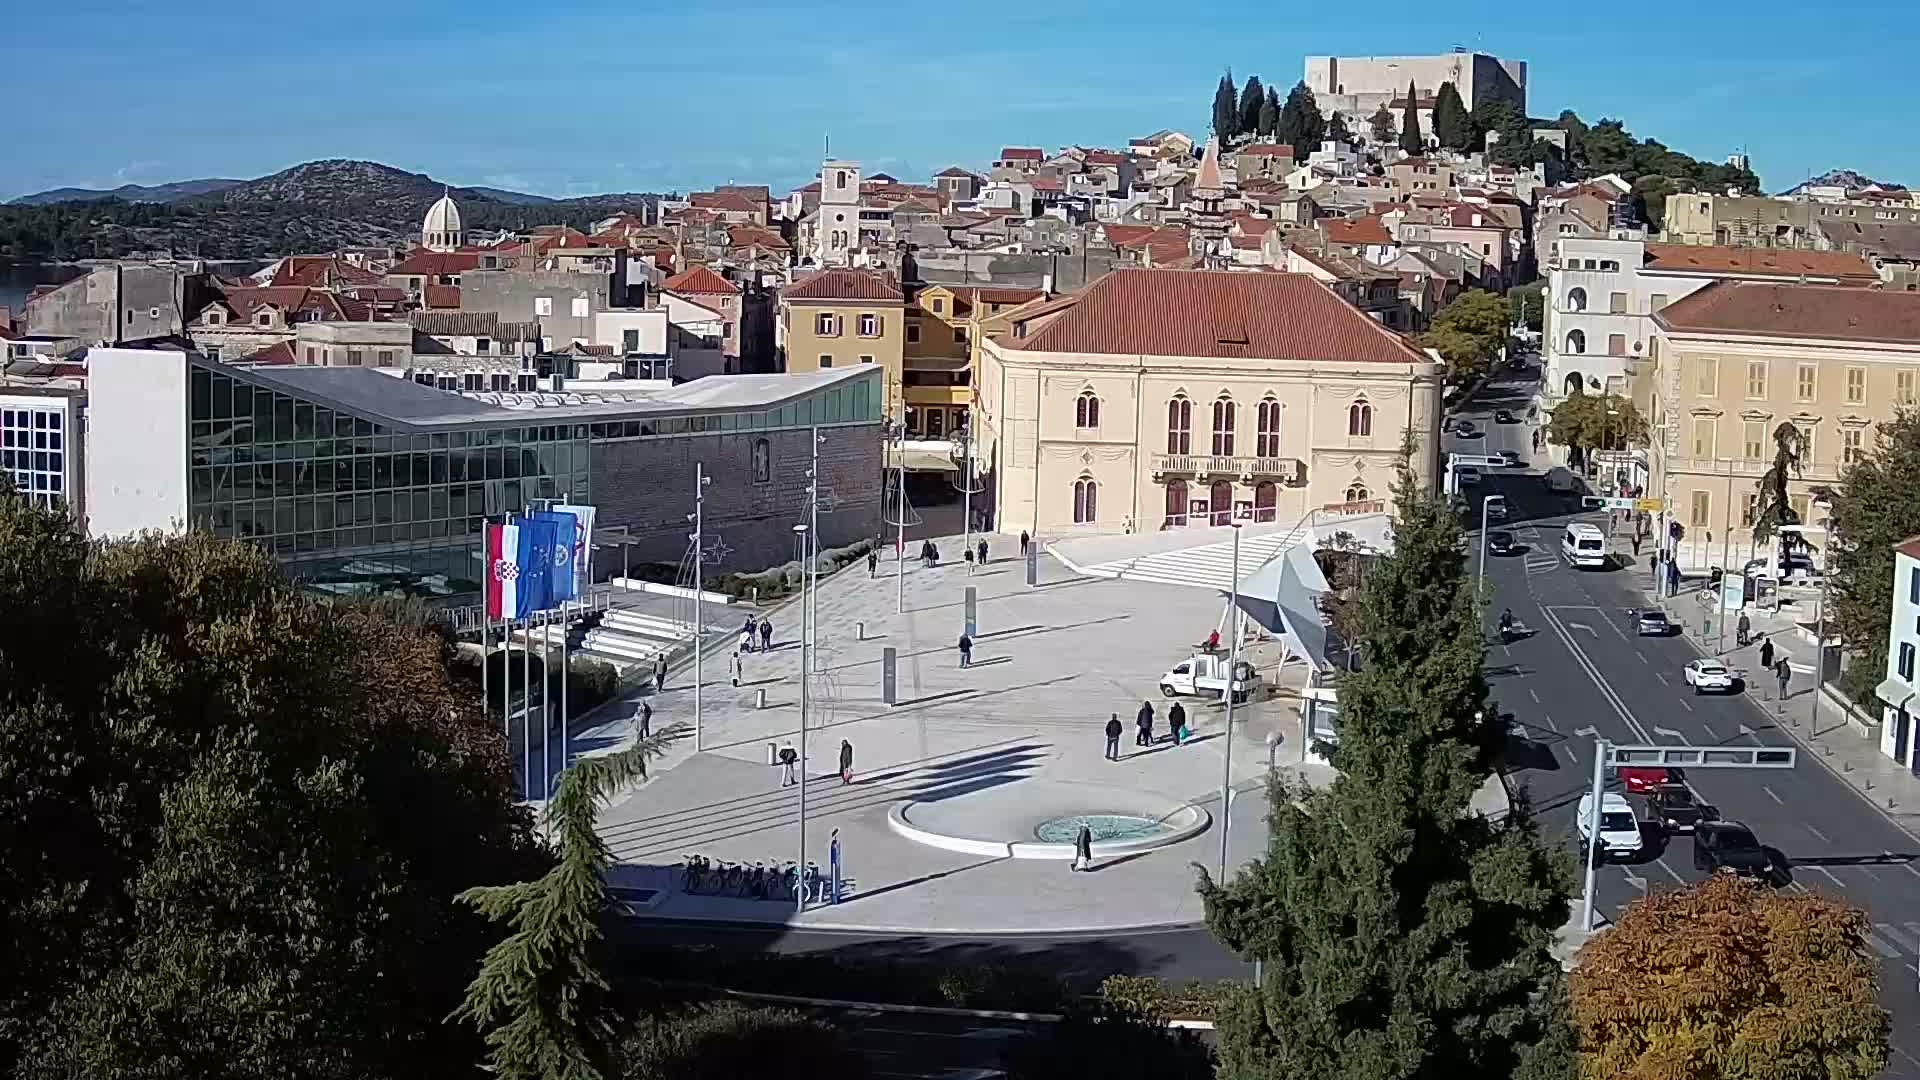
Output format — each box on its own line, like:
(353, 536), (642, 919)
(974, 269), (1444, 535)
(1638, 281), (1920, 569)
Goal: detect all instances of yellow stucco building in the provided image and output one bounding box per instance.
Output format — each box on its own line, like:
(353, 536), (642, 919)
(974, 269), (1444, 535)
(781, 268), (907, 417)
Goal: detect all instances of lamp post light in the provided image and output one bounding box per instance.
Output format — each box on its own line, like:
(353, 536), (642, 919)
(1219, 522), (1242, 881)
(1477, 494), (1493, 589)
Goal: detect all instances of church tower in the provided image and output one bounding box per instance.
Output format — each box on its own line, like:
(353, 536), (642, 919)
(814, 159), (860, 268)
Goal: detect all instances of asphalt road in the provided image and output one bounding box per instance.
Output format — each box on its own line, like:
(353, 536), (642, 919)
(1455, 366), (1920, 1079)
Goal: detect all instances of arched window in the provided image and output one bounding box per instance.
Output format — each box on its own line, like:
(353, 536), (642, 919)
(1073, 476), (1098, 524)
(1166, 396), (1191, 454)
(1075, 390), (1101, 429)
(1211, 395), (1236, 456)
(1566, 329), (1586, 354)
(1254, 481), (1277, 522)
(1164, 479), (1188, 528)
(1209, 480), (1233, 526)
(1346, 483), (1370, 504)
(1256, 397), (1281, 457)
(1564, 372), (1584, 397)
(1347, 398), (1373, 437)
(1567, 287), (1587, 312)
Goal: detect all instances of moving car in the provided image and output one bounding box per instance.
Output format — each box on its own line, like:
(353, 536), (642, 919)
(1561, 522), (1607, 568)
(1487, 529), (1515, 556)
(1577, 791), (1644, 863)
(1456, 465), (1483, 487)
(1618, 765), (1684, 794)
(1484, 494), (1508, 521)
(1496, 449), (1524, 467)
(1545, 466), (1579, 494)
(1494, 409), (1517, 424)
(1442, 416), (1459, 433)
(1694, 820), (1780, 881)
(1160, 653), (1261, 702)
(1455, 420), (1481, 438)
(1641, 783), (1718, 833)
(1683, 658), (1736, 694)
(1636, 609), (1673, 637)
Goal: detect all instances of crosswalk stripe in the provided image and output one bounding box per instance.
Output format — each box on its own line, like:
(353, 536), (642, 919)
(1866, 930), (1905, 959)
(1880, 923), (1920, 954)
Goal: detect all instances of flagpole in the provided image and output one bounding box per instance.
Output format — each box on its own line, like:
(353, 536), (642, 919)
(560, 598), (569, 779)
(542, 607), (552, 824)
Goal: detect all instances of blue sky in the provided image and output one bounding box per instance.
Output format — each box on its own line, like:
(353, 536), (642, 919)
(5, 0), (1913, 201)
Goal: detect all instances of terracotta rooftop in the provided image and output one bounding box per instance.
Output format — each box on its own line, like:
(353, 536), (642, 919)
(997, 147), (1044, 161)
(691, 191), (761, 214)
(388, 250), (483, 276)
(1237, 143), (1296, 158)
(1641, 243), (1877, 282)
(1324, 216), (1394, 246)
(1001, 269), (1427, 364)
(662, 264), (738, 296)
(783, 268), (904, 303)
(240, 340), (299, 366)
(934, 166), (980, 179)
(1896, 535), (1920, 561)
(1083, 150), (1127, 166)
(423, 284), (461, 309)
(1654, 281), (1920, 344)
(269, 255), (385, 288)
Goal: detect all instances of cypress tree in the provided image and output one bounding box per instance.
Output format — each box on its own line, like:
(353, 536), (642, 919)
(1369, 104), (1396, 145)
(1327, 110), (1350, 145)
(1259, 86), (1280, 137)
(1213, 72), (1238, 142)
(1398, 80), (1425, 156)
(1238, 76), (1265, 142)
(1275, 80), (1325, 159)
(1199, 461), (1576, 1080)
(1432, 81), (1472, 150)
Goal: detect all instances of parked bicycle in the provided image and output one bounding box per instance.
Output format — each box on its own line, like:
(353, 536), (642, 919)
(680, 853), (826, 902)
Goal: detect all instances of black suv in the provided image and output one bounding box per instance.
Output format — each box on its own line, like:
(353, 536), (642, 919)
(1694, 821), (1780, 882)
(1642, 784), (1718, 833)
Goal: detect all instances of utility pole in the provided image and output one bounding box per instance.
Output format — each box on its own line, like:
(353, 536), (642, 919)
(797, 428), (823, 912)
(692, 464), (710, 752)
(1219, 523), (1241, 880)
(1580, 737), (1605, 931)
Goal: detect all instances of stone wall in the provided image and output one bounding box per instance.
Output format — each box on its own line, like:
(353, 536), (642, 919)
(586, 422), (882, 575)
(912, 249), (1123, 291)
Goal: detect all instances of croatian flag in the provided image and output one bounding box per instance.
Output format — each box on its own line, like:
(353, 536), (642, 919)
(554, 503), (596, 595)
(484, 521), (540, 620)
(529, 510), (579, 604)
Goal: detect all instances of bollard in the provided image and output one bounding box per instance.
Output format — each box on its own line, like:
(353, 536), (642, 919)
(766, 741), (778, 764)
(756, 688), (768, 710)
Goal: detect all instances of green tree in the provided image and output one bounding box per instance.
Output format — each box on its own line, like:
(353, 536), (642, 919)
(1199, 460), (1575, 1080)
(1544, 392), (1648, 471)
(0, 493), (539, 1078)
(1398, 81), (1425, 155)
(453, 719), (688, 1079)
(1431, 81), (1472, 150)
(1829, 410), (1920, 701)
(1003, 1000), (1213, 1080)
(1326, 110), (1350, 145)
(1214, 73), (1239, 142)
(1238, 76), (1265, 142)
(1369, 104), (1397, 145)
(1573, 875), (1889, 1080)
(618, 1001), (868, 1080)
(1275, 81), (1326, 159)
(1750, 421), (1807, 546)
(1257, 87), (1279, 138)
(1419, 288), (1510, 383)
(1508, 280), (1545, 334)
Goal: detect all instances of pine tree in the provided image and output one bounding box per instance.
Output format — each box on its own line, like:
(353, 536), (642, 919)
(1257, 88), (1279, 138)
(1369, 104), (1396, 145)
(1432, 81), (1472, 150)
(1199, 461), (1576, 1080)
(1213, 73), (1238, 142)
(1275, 81), (1325, 159)
(454, 723), (689, 1080)
(1326, 111), (1350, 145)
(1238, 76), (1265, 142)
(1398, 80), (1425, 156)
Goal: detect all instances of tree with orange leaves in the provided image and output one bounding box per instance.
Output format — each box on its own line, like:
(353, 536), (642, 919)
(1571, 875), (1889, 1079)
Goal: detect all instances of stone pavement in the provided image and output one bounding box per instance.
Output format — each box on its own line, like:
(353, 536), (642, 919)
(565, 533), (1324, 933)
(1610, 532), (1920, 846)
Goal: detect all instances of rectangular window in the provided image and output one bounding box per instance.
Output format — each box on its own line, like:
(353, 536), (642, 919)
(1746, 361), (1768, 399)
(622, 329), (639, 353)
(858, 313), (879, 337)
(1608, 334), (1626, 356)
(1609, 291), (1627, 314)
(1911, 567), (1919, 605)
(1743, 421), (1764, 460)
(534, 297), (553, 316)
(859, 355), (874, 364)
(1650, 293), (1669, 311)
(1691, 417), (1716, 458)
(815, 313), (836, 336)
(1796, 363), (1816, 402)
(1789, 493), (1810, 523)
(1900, 642), (1915, 682)
(1690, 490), (1711, 529)
(907, 324), (921, 344)
(570, 297), (590, 318)
(818, 354), (833, 369)
(1899, 369), (1916, 405)
(954, 328), (968, 345)
(1846, 366), (1865, 403)
(1798, 425), (1815, 463)
(345, 349), (364, 366)
(1695, 358), (1717, 396)
(378, 350), (395, 365)
(1844, 428), (1864, 464)
(1742, 493), (1758, 527)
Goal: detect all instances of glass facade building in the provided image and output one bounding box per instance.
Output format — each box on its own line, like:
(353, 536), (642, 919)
(183, 358), (881, 599)
(1, 402), (68, 511)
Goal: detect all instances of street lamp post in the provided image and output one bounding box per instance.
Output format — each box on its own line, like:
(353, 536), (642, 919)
(1477, 495), (1492, 589)
(1580, 737), (1606, 931)
(1219, 523), (1241, 881)
(691, 465), (710, 752)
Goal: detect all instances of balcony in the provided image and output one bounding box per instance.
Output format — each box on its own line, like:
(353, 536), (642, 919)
(1150, 454), (1305, 484)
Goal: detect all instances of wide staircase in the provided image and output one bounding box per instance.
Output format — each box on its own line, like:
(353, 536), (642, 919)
(1076, 527), (1311, 590)
(575, 608), (694, 670)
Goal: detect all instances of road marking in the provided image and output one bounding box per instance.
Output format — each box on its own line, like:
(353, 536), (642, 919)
(1573, 725), (1598, 738)
(1558, 744), (1576, 764)
(1654, 671), (1668, 685)
(1804, 823), (1831, 844)
(1699, 722), (1717, 740)
(1567, 621), (1597, 637)
(1622, 870), (1648, 892)
(1906, 863), (1920, 881)
(1540, 607), (1655, 743)
(1737, 723), (1760, 743)
(1541, 711), (1558, 732)
(1528, 688), (1540, 703)
(1653, 858), (1687, 884)
(1677, 699), (1693, 712)
(1653, 725), (1686, 740)
(1878, 923), (1920, 954)
(1865, 931), (1904, 959)
(1762, 785), (1784, 805)
(1811, 865), (1846, 890)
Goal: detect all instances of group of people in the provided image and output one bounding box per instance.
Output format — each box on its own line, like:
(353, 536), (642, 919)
(1103, 699), (1189, 760)
(776, 738), (856, 787)
(738, 615), (775, 653)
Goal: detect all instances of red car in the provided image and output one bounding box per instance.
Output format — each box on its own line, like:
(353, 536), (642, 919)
(1618, 766), (1685, 794)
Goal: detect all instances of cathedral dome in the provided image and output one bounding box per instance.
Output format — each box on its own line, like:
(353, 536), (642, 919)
(422, 192), (465, 251)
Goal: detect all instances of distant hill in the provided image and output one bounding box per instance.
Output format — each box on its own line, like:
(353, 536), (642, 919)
(1777, 169), (1907, 196)
(0, 159), (666, 260)
(9, 178), (246, 205)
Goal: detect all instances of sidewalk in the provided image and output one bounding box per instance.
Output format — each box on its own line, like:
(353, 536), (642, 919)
(1611, 533), (1920, 845)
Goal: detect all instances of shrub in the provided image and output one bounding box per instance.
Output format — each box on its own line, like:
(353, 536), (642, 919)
(617, 1001), (867, 1080)
(1002, 1001), (1214, 1080)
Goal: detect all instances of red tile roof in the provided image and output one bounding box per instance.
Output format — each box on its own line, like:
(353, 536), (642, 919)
(663, 265), (739, 296)
(388, 251), (483, 276)
(1001, 269), (1427, 363)
(970, 286), (1046, 305)
(691, 191), (761, 214)
(783, 268), (904, 303)
(241, 340), (300, 365)
(728, 224), (790, 250)
(1324, 216), (1393, 246)
(1029, 176), (1063, 192)
(1237, 143), (1296, 158)
(423, 284), (461, 309)
(997, 147), (1044, 161)
(1896, 535), (1920, 561)
(1101, 224), (1157, 248)
(1641, 243), (1877, 282)
(1083, 150), (1127, 166)
(935, 166), (979, 178)
(269, 255), (385, 288)
(1654, 281), (1920, 344)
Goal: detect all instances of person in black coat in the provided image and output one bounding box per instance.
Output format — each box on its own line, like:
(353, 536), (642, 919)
(1073, 822), (1093, 872)
(958, 632), (973, 668)
(1135, 700), (1155, 746)
(1104, 714), (1123, 761)
(1167, 700), (1186, 745)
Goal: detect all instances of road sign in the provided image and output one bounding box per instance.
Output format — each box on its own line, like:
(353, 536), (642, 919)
(1580, 496), (1638, 511)
(1604, 744), (1796, 769)
(1633, 498), (1664, 512)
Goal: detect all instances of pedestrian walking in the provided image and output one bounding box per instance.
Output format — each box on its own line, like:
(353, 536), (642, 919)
(867, 550), (878, 578)
(1632, 532), (1642, 557)
(759, 618), (773, 651)
(1775, 657), (1792, 700)
(653, 652), (668, 692)
(1072, 822), (1093, 872)
(1666, 560), (1680, 597)
(839, 739), (854, 785)
(633, 700), (652, 740)
(957, 632), (973, 668)
(1736, 612), (1751, 648)
(779, 743), (798, 787)
(1135, 700), (1155, 746)
(739, 626), (755, 654)
(1104, 714), (1123, 761)
(977, 539), (988, 565)
(963, 546), (975, 566)
(729, 650), (742, 687)
(1019, 530), (1031, 558)
(1168, 701), (1187, 745)
(1758, 637), (1775, 672)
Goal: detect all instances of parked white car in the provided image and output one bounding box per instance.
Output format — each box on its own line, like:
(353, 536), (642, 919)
(1683, 658), (1737, 694)
(1577, 791), (1644, 861)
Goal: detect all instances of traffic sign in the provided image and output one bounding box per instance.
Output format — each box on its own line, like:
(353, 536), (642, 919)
(1633, 498), (1664, 512)
(1580, 496), (1639, 511)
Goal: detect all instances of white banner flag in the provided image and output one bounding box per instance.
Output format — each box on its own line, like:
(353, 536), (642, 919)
(554, 503), (596, 594)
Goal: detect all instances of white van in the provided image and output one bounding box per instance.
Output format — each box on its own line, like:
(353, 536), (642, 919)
(1577, 791), (1645, 861)
(1562, 523), (1608, 568)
